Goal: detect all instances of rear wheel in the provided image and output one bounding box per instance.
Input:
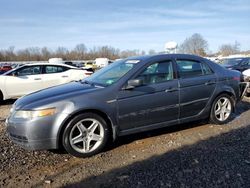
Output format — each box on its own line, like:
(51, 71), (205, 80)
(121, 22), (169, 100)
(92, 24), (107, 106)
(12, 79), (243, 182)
(209, 94), (234, 124)
(0, 91), (3, 104)
(62, 113), (109, 158)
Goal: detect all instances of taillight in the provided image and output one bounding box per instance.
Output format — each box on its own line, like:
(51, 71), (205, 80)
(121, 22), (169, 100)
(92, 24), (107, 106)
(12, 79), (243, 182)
(233, 76), (240, 81)
(85, 72), (92, 76)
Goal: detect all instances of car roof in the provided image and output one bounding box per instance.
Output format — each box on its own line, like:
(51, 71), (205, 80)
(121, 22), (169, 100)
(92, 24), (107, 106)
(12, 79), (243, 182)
(23, 62), (77, 69)
(125, 53), (205, 62)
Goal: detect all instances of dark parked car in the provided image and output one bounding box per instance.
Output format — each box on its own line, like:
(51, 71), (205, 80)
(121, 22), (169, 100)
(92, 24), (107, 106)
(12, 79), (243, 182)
(221, 57), (250, 72)
(6, 54), (245, 157)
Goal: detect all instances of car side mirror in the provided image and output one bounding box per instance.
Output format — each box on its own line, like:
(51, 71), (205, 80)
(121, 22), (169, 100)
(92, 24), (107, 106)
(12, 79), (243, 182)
(124, 79), (143, 90)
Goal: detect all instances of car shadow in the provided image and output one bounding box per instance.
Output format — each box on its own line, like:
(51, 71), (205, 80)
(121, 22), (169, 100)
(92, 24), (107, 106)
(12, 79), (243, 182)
(0, 99), (16, 106)
(34, 124), (250, 188)
(105, 120), (207, 153)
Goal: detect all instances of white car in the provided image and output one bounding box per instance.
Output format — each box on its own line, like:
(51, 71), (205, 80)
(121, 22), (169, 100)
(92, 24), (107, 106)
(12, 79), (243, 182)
(243, 69), (250, 79)
(0, 63), (92, 102)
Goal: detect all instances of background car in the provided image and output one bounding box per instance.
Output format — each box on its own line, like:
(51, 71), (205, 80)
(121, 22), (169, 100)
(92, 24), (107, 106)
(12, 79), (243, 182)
(0, 65), (12, 74)
(221, 57), (250, 72)
(6, 54), (244, 158)
(242, 69), (250, 96)
(0, 63), (92, 102)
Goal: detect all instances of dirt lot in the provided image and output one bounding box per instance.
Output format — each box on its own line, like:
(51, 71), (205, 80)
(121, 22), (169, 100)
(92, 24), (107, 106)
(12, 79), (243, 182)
(0, 99), (250, 188)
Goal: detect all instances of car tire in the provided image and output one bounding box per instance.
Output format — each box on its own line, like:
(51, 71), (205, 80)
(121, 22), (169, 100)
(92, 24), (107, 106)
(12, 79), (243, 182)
(0, 91), (3, 104)
(209, 94), (234, 124)
(62, 113), (109, 158)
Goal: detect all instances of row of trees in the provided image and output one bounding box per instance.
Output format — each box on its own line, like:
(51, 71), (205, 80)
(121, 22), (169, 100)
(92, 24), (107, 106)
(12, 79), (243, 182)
(0, 33), (247, 61)
(0, 44), (149, 62)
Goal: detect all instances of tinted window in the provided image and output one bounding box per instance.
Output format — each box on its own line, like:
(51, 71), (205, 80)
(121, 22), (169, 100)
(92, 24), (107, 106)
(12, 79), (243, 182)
(177, 60), (203, 78)
(45, 66), (68, 74)
(222, 58), (243, 65)
(16, 66), (41, 76)
(242, 58), (250, 65)
(201, 63), (213, 75)
(136, 61), (174, 84)
(177, 60), (213, 78)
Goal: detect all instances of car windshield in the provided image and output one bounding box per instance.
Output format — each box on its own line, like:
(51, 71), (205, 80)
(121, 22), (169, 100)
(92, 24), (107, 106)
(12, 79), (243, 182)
(222, 58), (243, 65)
(84, 59), (139, 86)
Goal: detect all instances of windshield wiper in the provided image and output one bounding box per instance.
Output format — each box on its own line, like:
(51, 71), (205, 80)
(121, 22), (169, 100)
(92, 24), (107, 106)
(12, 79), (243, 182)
(80, 80), (107, 88)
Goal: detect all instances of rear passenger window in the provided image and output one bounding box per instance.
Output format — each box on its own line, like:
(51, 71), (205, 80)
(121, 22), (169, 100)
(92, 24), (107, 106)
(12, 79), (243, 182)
(45, 66), (67, 74)
(176, 60), (213, 78)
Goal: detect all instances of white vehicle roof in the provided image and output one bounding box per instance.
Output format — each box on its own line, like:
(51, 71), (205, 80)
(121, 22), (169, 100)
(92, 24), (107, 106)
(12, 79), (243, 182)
(23, 62), (78, 69)
(2, 62), (91, 76)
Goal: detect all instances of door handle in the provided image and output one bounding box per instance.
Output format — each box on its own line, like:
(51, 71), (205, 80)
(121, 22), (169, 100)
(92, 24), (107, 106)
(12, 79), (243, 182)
(205, 80), (216, 85)
(62, 75), (69, 78)
(165, 88), (178, 92)
(34, 78), (41, 80)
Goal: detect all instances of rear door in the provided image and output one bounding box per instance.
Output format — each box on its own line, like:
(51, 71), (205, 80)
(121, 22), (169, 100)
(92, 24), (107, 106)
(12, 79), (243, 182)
(117, 60), (179, 131)
(5, 65), (43, 97)
(42, 65), (71, 88)
(176, 59), (217, 119)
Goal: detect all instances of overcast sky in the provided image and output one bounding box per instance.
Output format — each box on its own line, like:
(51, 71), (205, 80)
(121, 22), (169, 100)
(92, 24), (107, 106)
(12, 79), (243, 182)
(1, 0), (250, 53)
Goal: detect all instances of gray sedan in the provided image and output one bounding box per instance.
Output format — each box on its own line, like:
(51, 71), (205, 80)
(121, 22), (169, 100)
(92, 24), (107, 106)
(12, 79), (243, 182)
(6, 54), (244, 157)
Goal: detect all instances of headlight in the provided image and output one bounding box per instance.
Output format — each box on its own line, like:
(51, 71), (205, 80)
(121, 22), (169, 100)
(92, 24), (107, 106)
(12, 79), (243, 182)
(13, 108), (56, 119)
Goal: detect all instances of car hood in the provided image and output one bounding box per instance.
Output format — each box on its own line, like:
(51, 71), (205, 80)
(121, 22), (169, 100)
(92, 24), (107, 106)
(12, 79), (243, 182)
(14, 81), (102, 110)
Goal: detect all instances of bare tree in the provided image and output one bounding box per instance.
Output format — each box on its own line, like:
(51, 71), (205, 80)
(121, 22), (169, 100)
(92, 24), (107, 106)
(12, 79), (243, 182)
(179, 33), (208, 56)
(219, 41), (241, 56)
(74, 44), (87, 60)
(148, 49), (156, 55)
(41, 47), (51, 60)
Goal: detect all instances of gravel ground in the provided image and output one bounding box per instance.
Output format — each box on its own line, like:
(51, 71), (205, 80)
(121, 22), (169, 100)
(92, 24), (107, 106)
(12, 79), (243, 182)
(0, 98), (250, 188)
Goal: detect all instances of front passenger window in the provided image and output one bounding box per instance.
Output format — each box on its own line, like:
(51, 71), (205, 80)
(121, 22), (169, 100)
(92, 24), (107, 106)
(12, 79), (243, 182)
(136, 61), (174, 85)
(16, 66), (41, 76)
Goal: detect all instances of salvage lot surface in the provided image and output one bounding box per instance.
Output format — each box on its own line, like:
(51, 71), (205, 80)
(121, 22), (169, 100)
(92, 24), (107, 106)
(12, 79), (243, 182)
(0, 99), (250, 187)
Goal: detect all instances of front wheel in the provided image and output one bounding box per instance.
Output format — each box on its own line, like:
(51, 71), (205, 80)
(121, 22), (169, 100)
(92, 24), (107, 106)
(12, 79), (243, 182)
(209, 94), (234, 124)
(62, 113), (109, 158)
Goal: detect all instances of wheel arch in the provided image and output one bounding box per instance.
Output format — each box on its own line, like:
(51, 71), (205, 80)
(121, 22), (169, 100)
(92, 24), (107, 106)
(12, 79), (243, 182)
(211, 89), (237, 112)
(57, 108), (117, 149)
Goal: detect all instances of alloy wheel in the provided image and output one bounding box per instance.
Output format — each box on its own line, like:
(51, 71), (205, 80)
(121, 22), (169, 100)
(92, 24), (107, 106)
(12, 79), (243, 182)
(69, 118), (104, 153)
(214, 97), (232, 121)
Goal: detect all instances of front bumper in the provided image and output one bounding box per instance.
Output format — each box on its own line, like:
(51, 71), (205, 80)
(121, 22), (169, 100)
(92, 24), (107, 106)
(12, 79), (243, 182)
(6, 112), (68, 150)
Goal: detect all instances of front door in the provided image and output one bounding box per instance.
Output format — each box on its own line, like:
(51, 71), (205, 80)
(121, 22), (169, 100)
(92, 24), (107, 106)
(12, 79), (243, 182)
(117, 60), (179, 131)
(5, 65), (43, 97)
